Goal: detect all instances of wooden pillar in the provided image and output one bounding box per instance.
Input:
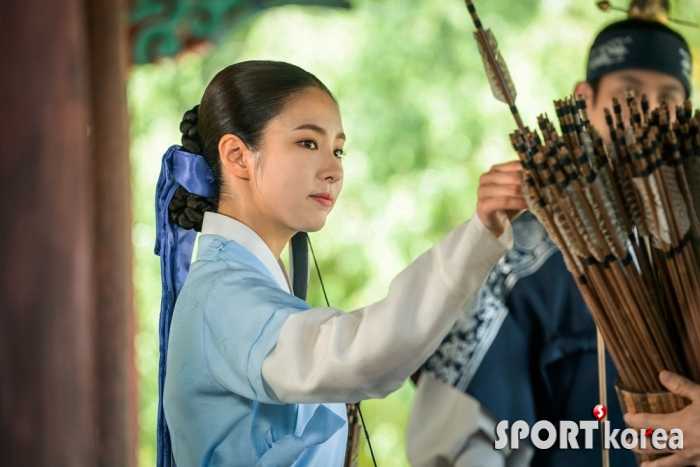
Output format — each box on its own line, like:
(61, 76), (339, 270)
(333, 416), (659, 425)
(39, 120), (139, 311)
(0, 0), (135, 464)
(85, 0), (136, 465)
(0, 0), (97, 465)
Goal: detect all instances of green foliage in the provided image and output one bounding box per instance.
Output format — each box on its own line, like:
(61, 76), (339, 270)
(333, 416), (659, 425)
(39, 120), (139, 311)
(128, 1), (700, 465)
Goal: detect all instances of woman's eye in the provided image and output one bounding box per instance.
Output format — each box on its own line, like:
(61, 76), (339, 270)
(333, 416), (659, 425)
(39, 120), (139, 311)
(300, 140), (317, 149)
(333, 149), (345, 159)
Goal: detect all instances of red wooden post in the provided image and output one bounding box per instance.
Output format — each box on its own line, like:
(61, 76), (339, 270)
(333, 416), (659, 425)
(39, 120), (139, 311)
(0, 0), (136, 464)
(86, 0), (136, 465)
(0, 0), (98, 465)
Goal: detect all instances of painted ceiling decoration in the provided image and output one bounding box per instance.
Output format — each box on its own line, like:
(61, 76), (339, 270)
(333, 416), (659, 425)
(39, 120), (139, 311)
(130, 0), (351, 64)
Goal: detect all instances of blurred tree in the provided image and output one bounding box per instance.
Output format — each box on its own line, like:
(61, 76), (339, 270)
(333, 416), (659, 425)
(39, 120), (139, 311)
(128, 0), (700, 465)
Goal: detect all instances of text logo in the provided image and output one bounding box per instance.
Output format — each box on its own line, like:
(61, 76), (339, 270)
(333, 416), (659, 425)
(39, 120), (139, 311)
(494, 420), (683, 450)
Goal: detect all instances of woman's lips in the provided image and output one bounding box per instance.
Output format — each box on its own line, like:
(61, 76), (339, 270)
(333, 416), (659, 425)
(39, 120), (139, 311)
(310, 193), (332, 206)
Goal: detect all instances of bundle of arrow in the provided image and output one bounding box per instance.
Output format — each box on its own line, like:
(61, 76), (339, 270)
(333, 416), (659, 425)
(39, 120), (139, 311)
(511, 94), (700, 396)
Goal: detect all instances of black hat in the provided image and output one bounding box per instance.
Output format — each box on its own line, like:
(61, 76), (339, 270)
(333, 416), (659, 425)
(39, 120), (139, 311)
(586, 13), (693, 97)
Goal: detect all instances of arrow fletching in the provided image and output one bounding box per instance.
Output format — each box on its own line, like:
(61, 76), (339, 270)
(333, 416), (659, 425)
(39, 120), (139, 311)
(465, 0), (524, 130)
(475, 29), (518, 106)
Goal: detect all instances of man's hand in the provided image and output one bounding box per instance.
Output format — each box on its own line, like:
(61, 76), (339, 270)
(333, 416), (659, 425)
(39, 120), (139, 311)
(476, 160), (526, 237)
(624, 371), (700, 467)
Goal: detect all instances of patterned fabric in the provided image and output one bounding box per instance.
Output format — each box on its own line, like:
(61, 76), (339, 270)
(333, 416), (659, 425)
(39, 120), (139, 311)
(586, 19), (692, 97)
(422, 211), (558, 391)
(421, 211), (637, 467)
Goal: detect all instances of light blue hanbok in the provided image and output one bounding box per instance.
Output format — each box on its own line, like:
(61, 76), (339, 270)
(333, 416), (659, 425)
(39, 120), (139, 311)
(162, 210), (512, 466)
(164, 213), (347, 466)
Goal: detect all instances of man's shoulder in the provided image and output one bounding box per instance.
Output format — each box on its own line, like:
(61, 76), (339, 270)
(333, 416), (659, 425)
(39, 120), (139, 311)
(496, 211), (559, 283)
(511, 211), (550, 249)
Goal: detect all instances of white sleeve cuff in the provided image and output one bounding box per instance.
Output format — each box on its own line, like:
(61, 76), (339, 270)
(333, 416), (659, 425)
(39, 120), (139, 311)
(470, 214), (514, 250)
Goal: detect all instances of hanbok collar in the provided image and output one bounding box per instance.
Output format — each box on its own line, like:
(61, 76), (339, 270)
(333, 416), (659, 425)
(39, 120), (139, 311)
(201, 212), (291, 294)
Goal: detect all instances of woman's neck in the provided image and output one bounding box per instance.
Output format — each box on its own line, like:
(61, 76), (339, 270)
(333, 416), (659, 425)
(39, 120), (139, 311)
(216, 206), (292, 259)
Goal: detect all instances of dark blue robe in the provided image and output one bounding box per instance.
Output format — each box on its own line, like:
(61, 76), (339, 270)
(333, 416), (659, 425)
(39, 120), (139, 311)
(423, 212), (636, 467)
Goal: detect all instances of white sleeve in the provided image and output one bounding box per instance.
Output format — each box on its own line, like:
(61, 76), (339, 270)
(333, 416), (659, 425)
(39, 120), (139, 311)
(261, 216), (513, 403)
(407, 372), (533, 467)
(406, 372), (487, 466)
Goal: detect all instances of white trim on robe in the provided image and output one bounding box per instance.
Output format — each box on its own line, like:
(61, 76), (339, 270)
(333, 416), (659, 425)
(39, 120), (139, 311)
(201, 211), (291, 294)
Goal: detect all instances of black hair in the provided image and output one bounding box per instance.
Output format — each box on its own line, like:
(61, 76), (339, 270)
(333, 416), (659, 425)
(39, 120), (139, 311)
(588, 78), (601, 104)
(168, 60), (336, 231)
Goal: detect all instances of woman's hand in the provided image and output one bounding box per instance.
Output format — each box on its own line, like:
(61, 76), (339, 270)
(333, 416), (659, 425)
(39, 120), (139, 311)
(625, 371), (700, 467)
(476, 161), (527, 237)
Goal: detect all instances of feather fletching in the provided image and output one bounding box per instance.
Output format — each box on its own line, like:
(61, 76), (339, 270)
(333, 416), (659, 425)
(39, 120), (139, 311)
(474, 29), (517, 106)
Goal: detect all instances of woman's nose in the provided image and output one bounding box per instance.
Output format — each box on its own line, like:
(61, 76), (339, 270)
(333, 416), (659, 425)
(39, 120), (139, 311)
(320, 151), (343, 182)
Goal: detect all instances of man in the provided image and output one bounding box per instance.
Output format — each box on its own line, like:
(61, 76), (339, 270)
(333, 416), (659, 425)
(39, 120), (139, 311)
(407, 5), (696, 467)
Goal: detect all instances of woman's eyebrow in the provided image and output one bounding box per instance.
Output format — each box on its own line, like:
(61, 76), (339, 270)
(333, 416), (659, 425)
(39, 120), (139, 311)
(293, 123), (346, 140)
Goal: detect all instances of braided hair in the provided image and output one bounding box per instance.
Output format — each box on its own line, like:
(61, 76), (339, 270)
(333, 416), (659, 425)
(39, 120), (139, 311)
(167, 105), (218, 232)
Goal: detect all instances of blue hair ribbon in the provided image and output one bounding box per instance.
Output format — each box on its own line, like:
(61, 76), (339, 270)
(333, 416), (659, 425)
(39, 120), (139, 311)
(154, 145), (216, 467)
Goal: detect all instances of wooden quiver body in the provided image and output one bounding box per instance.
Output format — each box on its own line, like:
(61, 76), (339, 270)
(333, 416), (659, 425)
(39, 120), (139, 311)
(615, 380), (690, 465)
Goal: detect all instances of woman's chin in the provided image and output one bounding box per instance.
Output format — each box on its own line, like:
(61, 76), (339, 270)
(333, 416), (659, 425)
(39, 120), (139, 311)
(299, 224), (325, 233)
(294, 218), (327, 233)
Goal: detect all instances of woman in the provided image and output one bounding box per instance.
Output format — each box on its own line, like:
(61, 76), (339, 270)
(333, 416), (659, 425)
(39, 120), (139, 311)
(156, 60), (525, 466)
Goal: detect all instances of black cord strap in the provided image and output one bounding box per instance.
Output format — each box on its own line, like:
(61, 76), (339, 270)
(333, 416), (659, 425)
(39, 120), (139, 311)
(307, 236), (378, 467)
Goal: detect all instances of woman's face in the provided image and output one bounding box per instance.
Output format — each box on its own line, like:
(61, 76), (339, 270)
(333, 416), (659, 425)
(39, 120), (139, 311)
(250, 87), (345, 235)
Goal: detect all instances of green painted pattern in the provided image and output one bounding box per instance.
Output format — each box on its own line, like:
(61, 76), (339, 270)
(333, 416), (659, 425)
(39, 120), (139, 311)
(129, 0), (350, 63)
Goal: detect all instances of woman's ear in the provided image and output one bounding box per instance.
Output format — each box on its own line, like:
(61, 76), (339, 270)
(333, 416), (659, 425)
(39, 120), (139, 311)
(219, 134), (253, 180)
(574, 81), (595, 109)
